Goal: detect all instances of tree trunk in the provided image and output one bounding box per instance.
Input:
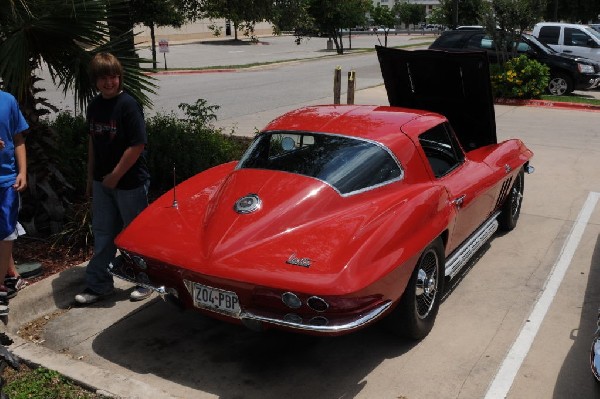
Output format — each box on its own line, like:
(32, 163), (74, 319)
(150, 23), (157, 70)
(348, 30), (352, 50)
(333, 32), (344, 55)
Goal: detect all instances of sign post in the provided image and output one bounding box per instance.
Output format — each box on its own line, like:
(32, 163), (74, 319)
(158, 39), (169, 70)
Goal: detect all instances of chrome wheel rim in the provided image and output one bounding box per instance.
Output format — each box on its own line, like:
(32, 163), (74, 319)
(510, 173), (524, 219)
(415, 249), (439, 319)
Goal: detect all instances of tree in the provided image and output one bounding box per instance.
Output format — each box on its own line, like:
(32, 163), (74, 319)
(200, 0), (274, 41)
(394, 2), (426, 31)
(543, 0), (599, 22)
(0, 0), (157, 235)
(272, 0), (313, 35)
(437, 0), (485, 28)
(132, 0), (195, 69)
(371, 5), (397, 47)
(307, 0), (370, 54)
(483, 0), (546, 64)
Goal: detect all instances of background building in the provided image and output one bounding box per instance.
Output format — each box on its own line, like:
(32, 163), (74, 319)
(373, 0), (440, 19)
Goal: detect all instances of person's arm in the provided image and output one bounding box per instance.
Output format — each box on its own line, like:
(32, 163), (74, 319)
(101, 143), (145, 189)
(12, 133), (26, 192)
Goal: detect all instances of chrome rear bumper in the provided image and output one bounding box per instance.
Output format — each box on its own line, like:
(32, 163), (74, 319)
(238, 301), (393, 334)
(109, 257), (393, 334)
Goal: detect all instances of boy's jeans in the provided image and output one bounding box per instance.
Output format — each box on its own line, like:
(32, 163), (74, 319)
(86, 180), (148, 295)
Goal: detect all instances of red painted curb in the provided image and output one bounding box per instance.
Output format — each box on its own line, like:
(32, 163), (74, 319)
(146, 69), (236, 76)
(495, 97), (600, 112)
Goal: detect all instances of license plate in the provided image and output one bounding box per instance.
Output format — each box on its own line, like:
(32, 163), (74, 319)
(193, 283), (241, 317)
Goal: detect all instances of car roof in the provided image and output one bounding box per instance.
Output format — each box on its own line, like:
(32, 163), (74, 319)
(456, 25), (484, 30)
(535, 22), (591, 28)
(262, 104), (445, 150)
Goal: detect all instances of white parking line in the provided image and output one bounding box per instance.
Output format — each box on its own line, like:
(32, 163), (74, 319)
(485, 191), (600, 399)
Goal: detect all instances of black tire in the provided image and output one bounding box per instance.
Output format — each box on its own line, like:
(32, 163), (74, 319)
(499, 168), (524, 231)
(547, 73), (573, 95)
(387, 238), (445, 340)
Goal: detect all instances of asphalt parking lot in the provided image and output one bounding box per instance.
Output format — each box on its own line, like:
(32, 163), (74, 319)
(6, 34), (600, 398)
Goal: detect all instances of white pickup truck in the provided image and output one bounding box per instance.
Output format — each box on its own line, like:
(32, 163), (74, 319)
(532, 22), (600, 64)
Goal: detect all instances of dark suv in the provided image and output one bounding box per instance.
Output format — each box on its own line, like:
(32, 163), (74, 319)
(430, 30), (600, 95)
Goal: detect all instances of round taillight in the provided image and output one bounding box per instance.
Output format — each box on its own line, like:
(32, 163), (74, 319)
(282, 292), (302, 309)
(307, 296), (329, 312)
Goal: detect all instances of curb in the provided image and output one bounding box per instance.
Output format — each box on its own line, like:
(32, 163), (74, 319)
(1, 264), (180, 399)
(147, 68), (236, 75)
(495, 97), (600, 111)
(10, 335), (179, 399)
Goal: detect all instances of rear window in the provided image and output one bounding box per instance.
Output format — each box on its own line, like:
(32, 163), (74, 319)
(238, 132), (403, 195)
(464, 33), (486, 49)
(418, 123), (465, 178)
(431, 32), (468, 48)
(538, 26), (560, 45)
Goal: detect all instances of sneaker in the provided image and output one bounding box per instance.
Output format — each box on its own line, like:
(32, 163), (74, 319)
(5, 276), (28, 291)
(130, 286), (152, 301)
(4, 286), (16, 300)
(0, 303), (9, 317)
(75, 288), (112, 305)
(0, 285), (8, 300)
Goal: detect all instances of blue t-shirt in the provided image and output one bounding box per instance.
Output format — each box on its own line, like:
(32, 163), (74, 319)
(0, 91), (28, 187)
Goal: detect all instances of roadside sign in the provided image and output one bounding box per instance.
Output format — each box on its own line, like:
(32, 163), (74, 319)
(159, 39), (169, 53)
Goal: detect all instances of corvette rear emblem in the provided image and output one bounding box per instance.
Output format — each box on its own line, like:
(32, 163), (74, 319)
(286, 253), (311, 268)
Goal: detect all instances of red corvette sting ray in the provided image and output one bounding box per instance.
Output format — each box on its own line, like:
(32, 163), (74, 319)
(111, 48), (534, 339)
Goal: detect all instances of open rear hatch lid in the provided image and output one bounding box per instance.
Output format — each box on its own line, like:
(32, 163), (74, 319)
(376, 46), (497, 150)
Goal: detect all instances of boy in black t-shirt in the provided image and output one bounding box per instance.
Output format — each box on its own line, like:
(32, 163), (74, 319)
(75, 53), (152, 304)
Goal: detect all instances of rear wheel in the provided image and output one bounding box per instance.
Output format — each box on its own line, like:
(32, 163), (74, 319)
(387, 238), (445, 340)
(499, 168), (524, 231)
(548, 73), (572, 95)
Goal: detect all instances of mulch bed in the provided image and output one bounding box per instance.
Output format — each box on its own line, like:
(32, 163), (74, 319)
(13, 237), (91, 284)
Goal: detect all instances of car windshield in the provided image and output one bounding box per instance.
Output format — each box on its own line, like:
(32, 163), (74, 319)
(237, 132), (403, 195)
(523, 34), (557, 54)
(584, 26), (600, 39)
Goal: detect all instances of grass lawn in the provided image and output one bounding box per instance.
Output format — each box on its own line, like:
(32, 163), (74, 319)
(541, 92), (600, 106)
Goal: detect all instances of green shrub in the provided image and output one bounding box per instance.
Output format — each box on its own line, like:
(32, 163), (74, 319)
(146, 99), (251, 194)
(491, 55), (549, 99)
(51, 112), (88, 197)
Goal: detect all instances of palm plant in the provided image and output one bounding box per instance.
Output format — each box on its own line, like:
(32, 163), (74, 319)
(0, 0), (157, 236)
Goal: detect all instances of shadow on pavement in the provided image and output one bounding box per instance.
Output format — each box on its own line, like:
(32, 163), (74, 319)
(553, 233), (600, 398)
(91, 300), (416, 398)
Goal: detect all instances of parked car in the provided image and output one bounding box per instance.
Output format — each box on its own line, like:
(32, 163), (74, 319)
(533, 22), (600, 64)
(429, 29), (600, 95)
(375, 26), (396, 33)
(110, 48), (534, 339)
(590, 24), (600, 34)
(456, 25), (485, 30)
(592, 310), (600, 381)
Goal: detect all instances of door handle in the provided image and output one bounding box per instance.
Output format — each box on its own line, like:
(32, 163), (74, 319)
(452, 195), (466, 207)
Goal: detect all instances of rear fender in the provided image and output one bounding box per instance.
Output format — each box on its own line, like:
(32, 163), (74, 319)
(339, 184), (453, 299)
